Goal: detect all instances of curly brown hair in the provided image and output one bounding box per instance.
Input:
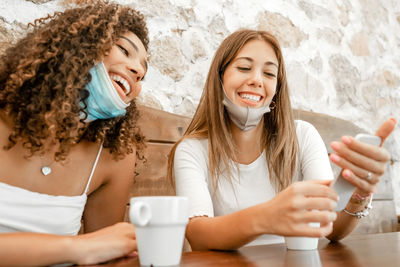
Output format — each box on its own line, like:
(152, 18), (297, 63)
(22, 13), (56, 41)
(0, 1), (149, 162)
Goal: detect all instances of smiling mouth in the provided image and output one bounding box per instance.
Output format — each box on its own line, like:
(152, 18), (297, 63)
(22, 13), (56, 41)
(238, 92), (263, 103)
(110, 73), (131, 95)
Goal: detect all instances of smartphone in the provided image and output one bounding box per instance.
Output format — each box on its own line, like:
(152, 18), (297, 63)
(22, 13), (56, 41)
(330, 133), (381, 211)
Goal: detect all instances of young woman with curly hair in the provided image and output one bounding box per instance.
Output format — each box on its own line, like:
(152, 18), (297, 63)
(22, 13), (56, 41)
(168, 29), (396, 250)
(0, 1), (149, 265)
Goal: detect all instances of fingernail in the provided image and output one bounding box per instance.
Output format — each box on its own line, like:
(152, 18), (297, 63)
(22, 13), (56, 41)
(331, 142), (340, 150)
(331, 200), (337, 209)
(330, 154), (340, 162)
(331, 213), (337, 221)
(343, 169), (352, 178)
(342, 136), (351, 145)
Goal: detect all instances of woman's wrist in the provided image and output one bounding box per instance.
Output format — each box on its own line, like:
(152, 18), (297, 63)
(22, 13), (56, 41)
(344, 191), (373, 217)
(349, 190), (371, 205)
(63, 235), (89, 264)
(346, 198), (369, 212)
(249, 203), (272, 236)
(61, 235), (78, 264)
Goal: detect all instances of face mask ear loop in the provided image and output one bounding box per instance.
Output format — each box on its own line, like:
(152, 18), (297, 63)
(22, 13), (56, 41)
(219, 76), (225, 95)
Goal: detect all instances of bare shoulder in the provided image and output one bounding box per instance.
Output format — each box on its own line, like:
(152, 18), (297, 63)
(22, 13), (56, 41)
(100, 146), (137, 175)
(82, 146), (138, 231)
(87, 145), (137, 193)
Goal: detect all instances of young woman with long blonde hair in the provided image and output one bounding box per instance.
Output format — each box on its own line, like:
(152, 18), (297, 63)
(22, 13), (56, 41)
(168, 29), (395, 250)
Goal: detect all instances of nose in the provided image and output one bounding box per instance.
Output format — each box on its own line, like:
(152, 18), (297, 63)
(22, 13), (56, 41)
(127, 60), (145, 82)
(248, 70), (263, 88)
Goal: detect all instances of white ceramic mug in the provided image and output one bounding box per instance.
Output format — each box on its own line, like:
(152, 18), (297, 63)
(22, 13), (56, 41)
(129, 196), (189, 267)
(284, 223), (320, 250)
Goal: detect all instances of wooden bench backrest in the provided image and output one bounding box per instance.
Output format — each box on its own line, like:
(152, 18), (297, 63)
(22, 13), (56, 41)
(131, 105), (397, 234)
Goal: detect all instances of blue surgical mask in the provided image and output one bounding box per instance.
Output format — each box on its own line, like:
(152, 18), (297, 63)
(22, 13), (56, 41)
(81, 62), (129, 122)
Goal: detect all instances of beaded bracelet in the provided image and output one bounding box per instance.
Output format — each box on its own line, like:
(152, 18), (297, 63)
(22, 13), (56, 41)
(344, 194), (374, 219)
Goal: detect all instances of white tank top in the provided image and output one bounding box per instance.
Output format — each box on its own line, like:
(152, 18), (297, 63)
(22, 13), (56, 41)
(0, 144), (103, 236)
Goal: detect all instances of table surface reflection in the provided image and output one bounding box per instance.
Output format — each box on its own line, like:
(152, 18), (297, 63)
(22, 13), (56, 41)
(90, 232), (400, 267)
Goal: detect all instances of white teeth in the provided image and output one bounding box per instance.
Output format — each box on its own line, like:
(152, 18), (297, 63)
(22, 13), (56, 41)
(110, 74), (131, 95)
(239, 93), (261, 102)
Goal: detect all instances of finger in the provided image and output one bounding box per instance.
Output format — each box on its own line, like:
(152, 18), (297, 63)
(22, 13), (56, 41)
(332, 138), (390, 163)
(351, 169), (380, 185)
(297, 210), (337, 224)
(126, 251), (138, 258)
(329, 150), (386, 177)
(123, 223), (136, 238)
(295, 181), (338, 201)
(330, 153), (384, 182)
(300, 197), (338, 211)
(342, 169), (375, 194)
(307, 223), (333, 237)
(130, 240), (138, 252)
(291, 222), (333, 238)
(375, 117), (396, 145)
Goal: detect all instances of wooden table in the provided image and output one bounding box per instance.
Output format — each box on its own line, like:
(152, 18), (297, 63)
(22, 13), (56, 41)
(92, 232), (400, 267)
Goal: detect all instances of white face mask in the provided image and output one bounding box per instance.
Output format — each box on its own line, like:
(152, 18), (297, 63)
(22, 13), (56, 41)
(222, 86), (271, 131)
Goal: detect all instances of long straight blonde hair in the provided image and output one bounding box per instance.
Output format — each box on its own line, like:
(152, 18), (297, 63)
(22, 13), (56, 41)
(168, 29), (298, 193)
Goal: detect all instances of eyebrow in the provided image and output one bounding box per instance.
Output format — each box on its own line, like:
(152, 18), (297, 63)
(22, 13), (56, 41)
(235, 57), (278, 68)
(120, 36), (148, 71)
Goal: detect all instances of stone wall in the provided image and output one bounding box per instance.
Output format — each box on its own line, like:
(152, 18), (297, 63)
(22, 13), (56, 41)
(1, 0), (400, 212)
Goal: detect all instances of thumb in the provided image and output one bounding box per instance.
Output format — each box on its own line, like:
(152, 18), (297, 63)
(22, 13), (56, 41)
(375, 117), (396, 146)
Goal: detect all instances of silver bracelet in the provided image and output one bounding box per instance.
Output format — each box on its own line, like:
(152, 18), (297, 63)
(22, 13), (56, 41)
(343, 194), (373, 219)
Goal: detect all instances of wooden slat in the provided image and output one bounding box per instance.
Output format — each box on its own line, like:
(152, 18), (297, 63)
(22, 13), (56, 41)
(131, 142), (175, 197)
(374, 166), (394, 200)
(293, 109), (365, 154)
(137, 105), (191, 143)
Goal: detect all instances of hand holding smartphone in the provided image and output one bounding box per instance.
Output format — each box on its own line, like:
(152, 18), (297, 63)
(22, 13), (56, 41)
(330, 134), (381, 211)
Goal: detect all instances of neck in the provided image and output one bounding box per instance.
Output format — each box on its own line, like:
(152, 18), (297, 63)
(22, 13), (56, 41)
(0, 110), (13, 129)
(230, 118), (264, 164)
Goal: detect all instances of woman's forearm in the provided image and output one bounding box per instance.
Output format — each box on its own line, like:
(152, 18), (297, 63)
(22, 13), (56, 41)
(0, 233), (76, 267)
(326, 197), (370, 241)
(187, 181), (338, 250)
(0, 222), (136, 266)
(186, 205), (265, 251)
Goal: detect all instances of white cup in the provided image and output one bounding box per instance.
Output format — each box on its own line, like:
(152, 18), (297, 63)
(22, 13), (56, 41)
(285, 249), (322, 267)
(284, 222), (320, 250)
(129, 196), (189, 267)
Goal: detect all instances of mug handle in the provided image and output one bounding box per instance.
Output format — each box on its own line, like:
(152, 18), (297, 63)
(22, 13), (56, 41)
(130, 201), (152, 227)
